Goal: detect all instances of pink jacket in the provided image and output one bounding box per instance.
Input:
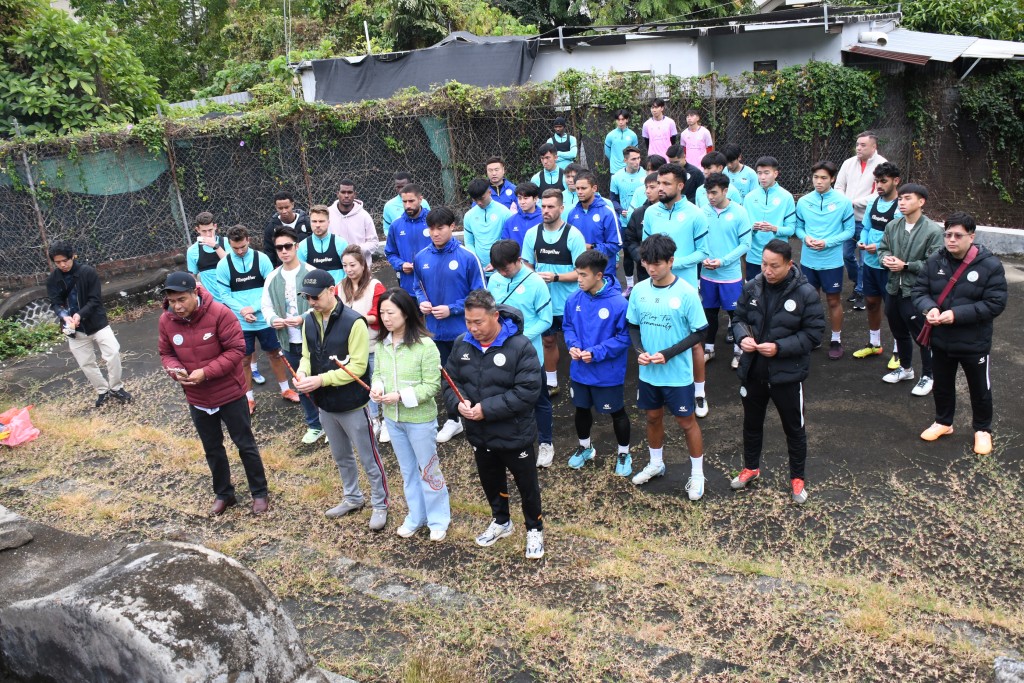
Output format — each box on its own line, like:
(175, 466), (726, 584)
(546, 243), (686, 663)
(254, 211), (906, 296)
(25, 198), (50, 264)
(328, 199), (379, 258)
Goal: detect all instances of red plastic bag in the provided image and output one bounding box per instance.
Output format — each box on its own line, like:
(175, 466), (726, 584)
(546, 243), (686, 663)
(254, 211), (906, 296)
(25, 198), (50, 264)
(0, 405), (40, 447)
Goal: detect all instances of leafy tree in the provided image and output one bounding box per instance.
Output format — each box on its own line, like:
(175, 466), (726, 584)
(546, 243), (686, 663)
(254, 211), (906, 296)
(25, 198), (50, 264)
(0, 0), (161, 135)
(386, 0), (452, 50)
(492, 0), (582, 32)
(577, 0), (746, 25)
(849, 0), (1023, 42)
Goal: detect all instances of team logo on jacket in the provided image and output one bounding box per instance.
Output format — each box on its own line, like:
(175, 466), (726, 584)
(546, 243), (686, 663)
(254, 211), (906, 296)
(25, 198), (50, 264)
(784, 299), (796, 312)
(669, 297), (681, 309)
(598, 307), (610, 319)
(490, 214), (499, 222)
(676, 213), (686, 222)
(172, 334), (184, 346)
(422, 228), (430, 236)
(516, 285), (526, 294)
(592, 214), (600, 223)
(725, 214), (734, 221)
(967, 271), (979, 282)
(827, 203), (837, 212)
(449, 260), (459, 270)
(493, 353), (506, 367)
(505, 189), (513, 196)
(772, 198), (781, 206)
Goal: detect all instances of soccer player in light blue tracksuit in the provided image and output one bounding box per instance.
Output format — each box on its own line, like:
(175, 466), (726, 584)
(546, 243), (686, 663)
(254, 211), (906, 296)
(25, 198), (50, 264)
(627, 233), (709, 500)
(522, 189), (588, 397)
(488, 239), (554, 467)
(795, 160), (856, 360)
(414, 206), (485, 444)
(642, 163), (712, 417)
(722, 142), (759, 202)
(743, 156), (796, 282)
(566, 170), (621, 291)
(562, 250), (632, 477)
(382, 172), (430, 238)
(385, 184), (432, 295)
(604, 109), (639, 175)
(610, 146), (646, 293)
(297, 205), (348, 286)
(699, 173), (752, 369)
(464, 178), (512, 279)
(500, 182), (542, 248)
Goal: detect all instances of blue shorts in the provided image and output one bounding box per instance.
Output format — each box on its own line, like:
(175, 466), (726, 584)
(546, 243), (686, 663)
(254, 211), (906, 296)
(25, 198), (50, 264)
(802, 265), (844, 294)
(541, 315), (563, 338)
(570, 381), (625, 414)
(861, 265), (890, 298)
(243, 327), (281, 355)
(636, 379), (695, 417)
(745, 261), (762, 282)
(699, 278), (743, 310)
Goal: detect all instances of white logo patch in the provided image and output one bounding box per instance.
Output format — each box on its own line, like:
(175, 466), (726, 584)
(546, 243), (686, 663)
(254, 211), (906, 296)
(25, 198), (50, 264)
(202, 332), (213, 341)
(516, 285), (526, 294)
(172, 334), (184, 346)
(598, 307), (610, 319)
(784, 299), (796, 312)
(967, 270), (979, 282)
(669, 297), (681, 309)
(422, 228), (430, 237)
(772, 198), (781, 206)
(569, 386), (575, 399)
(490, 214), (498, 222)
(827, 203), (837, 212)
(493, 353), (507, 367)
(676, 213), (686, 222)
(505, 189), (513, 196)
(448, 260), (459, 270)
(592, 214), (601, 223)
(725, 213), (734, 221)
(740, 386), (747, 398)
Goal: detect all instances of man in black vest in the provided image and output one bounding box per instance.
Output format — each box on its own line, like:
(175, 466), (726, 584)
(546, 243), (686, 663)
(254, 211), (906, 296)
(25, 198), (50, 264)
(294, 269), (389, 530)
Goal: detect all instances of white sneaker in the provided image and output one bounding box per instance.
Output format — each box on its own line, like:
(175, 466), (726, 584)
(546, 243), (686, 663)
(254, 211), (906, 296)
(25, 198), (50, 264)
(537, 443), (554, 468)
(371, 417), (382, 439)
(525, 529), (544, 559)
(686, 476), (706, 501)
(476, 519), (514, 547)
(429, 527), (447, 542)
(695, 396), (709, 418)
(731, 352), (741, 369)
(631, 462), (666, 485)
(911, 375), (933, 396)
(396, 522), (422, 538)
(435, 419), (464, 443)
(378, 420), (391, 444)
(883, 367), (915, 383)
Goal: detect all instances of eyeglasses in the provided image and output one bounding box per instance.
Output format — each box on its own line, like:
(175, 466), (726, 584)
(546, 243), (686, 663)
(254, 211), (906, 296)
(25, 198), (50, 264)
(301, 292), (322, 302)
(275, 243), (296, 251)
(943, 232), (970, 240)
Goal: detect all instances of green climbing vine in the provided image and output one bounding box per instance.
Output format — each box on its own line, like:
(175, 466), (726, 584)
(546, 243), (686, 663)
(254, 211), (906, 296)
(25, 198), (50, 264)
(959, 64), (1024, 204)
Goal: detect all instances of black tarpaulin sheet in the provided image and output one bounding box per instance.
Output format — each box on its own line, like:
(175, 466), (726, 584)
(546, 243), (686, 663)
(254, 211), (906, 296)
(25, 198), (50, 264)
(311, 40), (538, 104)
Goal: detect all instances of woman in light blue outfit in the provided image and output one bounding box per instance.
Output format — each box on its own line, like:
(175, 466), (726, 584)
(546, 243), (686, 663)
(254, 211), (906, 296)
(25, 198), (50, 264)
(370, 288), (451, 540)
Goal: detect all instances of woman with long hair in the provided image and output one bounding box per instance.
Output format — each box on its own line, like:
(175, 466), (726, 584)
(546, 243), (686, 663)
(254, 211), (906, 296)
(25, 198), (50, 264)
(370, 288), (451, 541)
(339, 244), (387, 438)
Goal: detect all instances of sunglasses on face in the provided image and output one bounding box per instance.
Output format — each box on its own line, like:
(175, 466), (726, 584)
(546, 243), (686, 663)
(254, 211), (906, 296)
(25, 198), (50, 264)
(275, 243), (297, 251)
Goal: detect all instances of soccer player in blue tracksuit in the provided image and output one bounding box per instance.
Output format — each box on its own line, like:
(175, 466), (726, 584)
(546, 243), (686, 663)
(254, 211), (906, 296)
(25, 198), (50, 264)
(414, 206), (485, 444)
(627, 233), (709, 500)
(385, 184), (432, 295)
(382, 172), (430, 238)
(795, 160), (856, 360)
(297, 205), (348, 286)
(743, 156), (797, 282)
(604, 110), (639, 175)
(722, 143), (759, 202)
(643, 163), (712, 417)
(562, 250), (632, 476)
(488, 239), (554, 467)
(522, 189), (588, 397)
(464, 178), (512, 279)
(610, 147), (646, 293)
(485, 156), (518, 212)
(699, 173), (752, 369)
(500, 182), (542, 247)
(565, 170), (621, 290)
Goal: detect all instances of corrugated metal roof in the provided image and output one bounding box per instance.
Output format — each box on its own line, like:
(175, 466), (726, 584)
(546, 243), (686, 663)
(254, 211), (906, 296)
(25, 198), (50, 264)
(873, 28), (979, 62)
(962, 38), (1024, 60)
(845, 45), (930, 65)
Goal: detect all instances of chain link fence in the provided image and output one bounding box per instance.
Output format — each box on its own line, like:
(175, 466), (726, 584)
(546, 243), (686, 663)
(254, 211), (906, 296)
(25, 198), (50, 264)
(0, 71), (1019, 290)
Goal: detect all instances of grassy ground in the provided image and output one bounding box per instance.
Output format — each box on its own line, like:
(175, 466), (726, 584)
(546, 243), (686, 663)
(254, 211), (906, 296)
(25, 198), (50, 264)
(0, 364), (1021, 682)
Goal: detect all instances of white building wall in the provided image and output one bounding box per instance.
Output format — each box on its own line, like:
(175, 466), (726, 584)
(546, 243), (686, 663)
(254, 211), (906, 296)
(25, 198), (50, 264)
(530, 36), (702, 81)
(706, 27), (842, 77)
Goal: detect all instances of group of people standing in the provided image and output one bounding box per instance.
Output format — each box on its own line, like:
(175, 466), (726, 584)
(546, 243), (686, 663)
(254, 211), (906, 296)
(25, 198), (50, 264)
(43, 102), (1008, 562)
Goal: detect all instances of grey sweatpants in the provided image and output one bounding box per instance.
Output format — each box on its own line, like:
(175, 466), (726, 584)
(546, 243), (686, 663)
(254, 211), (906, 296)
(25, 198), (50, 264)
(320, 405), (389, 510)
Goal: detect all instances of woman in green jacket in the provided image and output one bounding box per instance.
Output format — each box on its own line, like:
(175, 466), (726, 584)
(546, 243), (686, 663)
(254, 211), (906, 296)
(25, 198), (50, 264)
(370, 288), (451, 540)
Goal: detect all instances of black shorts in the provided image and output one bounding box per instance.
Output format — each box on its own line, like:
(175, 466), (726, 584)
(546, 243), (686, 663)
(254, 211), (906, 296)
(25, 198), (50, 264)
(541, 315), (564, 338)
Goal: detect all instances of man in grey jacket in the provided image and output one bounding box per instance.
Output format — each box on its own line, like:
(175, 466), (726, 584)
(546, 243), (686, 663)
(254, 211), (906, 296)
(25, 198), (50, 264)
(877, 183), (943, 396)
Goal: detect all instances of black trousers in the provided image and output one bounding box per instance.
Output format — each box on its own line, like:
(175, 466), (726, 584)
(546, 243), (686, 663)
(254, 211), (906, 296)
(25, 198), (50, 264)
(623, 250), (635, 278)
(190, 396), (268, 500)
(886, 294), (932, 377)
(931, 346), (993, 432)
(473, 443), (543, 531)
(741, 378), (807, 480)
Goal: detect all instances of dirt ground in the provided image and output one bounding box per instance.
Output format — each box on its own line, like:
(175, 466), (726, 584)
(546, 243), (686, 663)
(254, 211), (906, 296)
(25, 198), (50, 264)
(0, 256), (1022, 682)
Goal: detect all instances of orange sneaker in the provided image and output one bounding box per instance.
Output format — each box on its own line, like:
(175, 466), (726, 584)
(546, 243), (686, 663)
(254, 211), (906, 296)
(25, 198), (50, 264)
(730, 468), (760, 490)
(281, 389), (301, 403)
(791, 478), (808, 504)
(974, 431), (992, 455)
(248, 399), (256, 415)
(920, 422), (953, 441)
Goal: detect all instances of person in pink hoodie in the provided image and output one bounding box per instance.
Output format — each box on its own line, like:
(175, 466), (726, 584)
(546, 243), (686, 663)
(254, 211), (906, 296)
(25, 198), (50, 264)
(328, 179), (379, 261)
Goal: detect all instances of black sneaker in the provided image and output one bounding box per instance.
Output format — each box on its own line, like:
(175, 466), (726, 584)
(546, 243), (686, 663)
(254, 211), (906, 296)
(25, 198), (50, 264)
(852, 293), (866, 310)
(95, 392), (110, 408)
(109, 387), (133, 404)
(847, 293), (858, 302)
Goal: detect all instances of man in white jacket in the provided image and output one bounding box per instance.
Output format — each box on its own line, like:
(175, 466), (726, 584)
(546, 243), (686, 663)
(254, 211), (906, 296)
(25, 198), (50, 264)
(328, 180), (379, 262)
(835, 132), (886, 311)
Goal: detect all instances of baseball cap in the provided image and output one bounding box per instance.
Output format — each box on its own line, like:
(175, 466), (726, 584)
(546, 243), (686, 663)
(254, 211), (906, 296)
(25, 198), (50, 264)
(164, 271), (197, 292)
(299, 269), (335, 296)
(553, 116), (567, 126)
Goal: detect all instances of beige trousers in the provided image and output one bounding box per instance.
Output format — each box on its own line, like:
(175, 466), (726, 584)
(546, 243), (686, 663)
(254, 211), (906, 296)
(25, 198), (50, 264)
(67, 325), (123, 394)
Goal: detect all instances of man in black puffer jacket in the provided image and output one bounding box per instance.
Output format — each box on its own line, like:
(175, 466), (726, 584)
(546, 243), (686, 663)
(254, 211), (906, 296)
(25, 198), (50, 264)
(729, 239), (825, 504)
(912, 212), (1007, 456)
(443, 290), (545, 559)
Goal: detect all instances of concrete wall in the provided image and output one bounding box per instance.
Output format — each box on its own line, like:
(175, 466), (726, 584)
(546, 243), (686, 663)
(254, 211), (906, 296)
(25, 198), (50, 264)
(530, 36), (701, 81)
(706, 27), (842, 77)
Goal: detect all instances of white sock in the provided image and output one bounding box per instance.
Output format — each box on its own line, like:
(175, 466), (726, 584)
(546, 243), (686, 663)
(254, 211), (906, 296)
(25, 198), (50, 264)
(893, 341), (899, 353)
(649, 447), (664, 467)
(694, 381), (706, 398)
(250, 362), (258, 372)
(626, 276), (635, 287)
(278, 381), (290, 392)
(545, 371), (557, 387)
(580, 437), (591, 449)
(733, 344), (740, 354)
(246, 390), (254, 400)
(869, 329), (881, 347)
(691, 455), (704, 479)
(831, 330), (841, 343)
(618, 444), (630, 454)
